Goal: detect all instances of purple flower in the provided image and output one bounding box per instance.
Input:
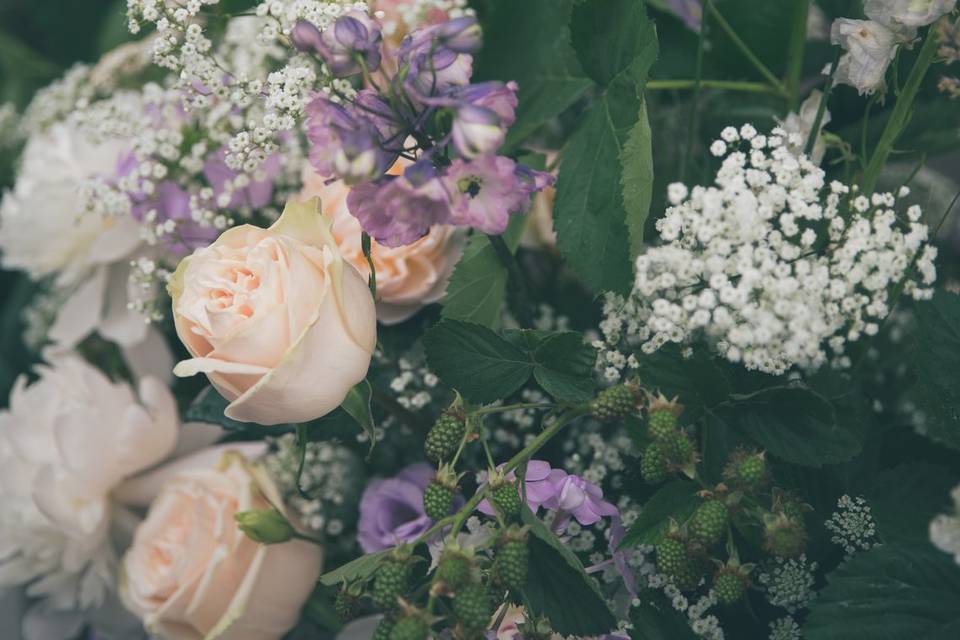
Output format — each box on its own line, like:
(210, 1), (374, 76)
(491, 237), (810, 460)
(432, 16), (483, 54)
(347, 160), (452, 247)
(455, 81), (518, 127)
(666, 0), (703, 32)
(444, 155), (551, 235)
(398, 29), (473, 101)
(293, 13), (382, 77)
(203, 148), (280, 209)
(451, 105), (505, 158)
(478, 460), (568, 516)
(357, 463), (435, 552)
(305, 92), (398, 183)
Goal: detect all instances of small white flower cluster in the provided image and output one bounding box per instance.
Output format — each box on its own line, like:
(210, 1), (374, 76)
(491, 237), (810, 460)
(385, 349), (441, 411)
(262, 433), (365, 541)
(930, 484), (960, 565)
(768, 616), (803, 640)
(597, 124), (937, 376)
(825, 494), (879, 556)
(758, 555), (818, 613)
(563, 426), (638, 489)
(829, 0), (956, 95)
(20, 64), (95, 135)
(128, 257), (173, 323)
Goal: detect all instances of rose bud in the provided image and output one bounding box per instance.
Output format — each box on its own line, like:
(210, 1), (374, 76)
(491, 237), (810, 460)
(168, 197), (377, 425)
(236, 508), (297, 544)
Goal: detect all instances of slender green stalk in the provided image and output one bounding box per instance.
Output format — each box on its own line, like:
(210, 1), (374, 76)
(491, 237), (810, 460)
(784, 0), (811, 110)
(295, 424), (309, 498)
(486, 233), (533, 328)
(861, 25), (941, 194)
(681, 4), (708, 182)
(473, 402), (558, 415)
(705, 0), (787, 95)
(647, 79), (781, 94)
(361, 231), (377, 298)
(803, 49), (841, 156)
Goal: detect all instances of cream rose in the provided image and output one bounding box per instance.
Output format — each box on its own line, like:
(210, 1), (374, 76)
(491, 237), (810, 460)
(301, 168), (464, 325)
(169, 197), (377, 425)
(120, 452), (321, 640)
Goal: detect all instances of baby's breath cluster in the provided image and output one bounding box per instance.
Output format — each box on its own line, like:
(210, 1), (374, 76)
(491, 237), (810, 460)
(598, 124), (937, 375)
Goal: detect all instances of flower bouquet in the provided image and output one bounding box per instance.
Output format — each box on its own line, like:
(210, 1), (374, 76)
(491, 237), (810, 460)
(1, 0), (960, 639)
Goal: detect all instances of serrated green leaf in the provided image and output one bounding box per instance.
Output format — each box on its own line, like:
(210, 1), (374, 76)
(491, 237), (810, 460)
(909, 289), (960, 452)
(803, 543), (960, 640)
(570, 0), (656, 87)
(440, 215), (525, 329)
(721, 386), (861, 467)
(319, 550), (388, 587)
(424, 319), (533, 403)
(531, 331), (596, 402)
(620, 480), (701, 548)
(522, 506), (616, 636)
(863, 463), (958, 545)
(629, 601), (699, 640)
(621, 98), (654, 257)
(341, 380), (376, 455)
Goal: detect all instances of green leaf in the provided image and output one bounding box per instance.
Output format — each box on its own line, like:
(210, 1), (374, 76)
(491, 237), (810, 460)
(635, 346), (732, 422)
(909, 290), (960, 451)
(531, 331), (596, 402)
(341, 380), (376, 454)
(629, 601), (699, 640)
(424, 320), (533, 403)
(803, 543), (960, 640)
(863, 463), (958, 545)
(441, 215), (525, 328)
(474, 0), (592, 149)
(620, 480), (701, 548)
(554, 6), (658, 294)
(721, 386), (861, 467)
(522, 507), (616, 636)
(621, 99), (654, 257)
(319, 550), (388, 587)
(570, 0), (656, 87)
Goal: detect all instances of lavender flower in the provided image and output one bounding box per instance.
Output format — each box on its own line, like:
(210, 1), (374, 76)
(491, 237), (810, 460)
(432, 16), (483, 54)
(399, 31), (473, 101)
(445, 155), (553, 235)
(357, 463), (435, 552)
(293, 12), (383, 77)
(203, 149), (280, 210)
(452, 105), (505, 158)
(305, 93), (398, 183)
(454, 81), (518, 127)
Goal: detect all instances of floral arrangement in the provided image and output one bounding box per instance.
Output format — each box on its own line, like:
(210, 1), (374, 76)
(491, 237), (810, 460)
(1, 1), (960, 639)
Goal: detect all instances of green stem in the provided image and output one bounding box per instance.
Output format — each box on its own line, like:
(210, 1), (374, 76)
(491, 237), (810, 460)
(861, 25), (941, 194)
(486, 234), (534, 328)
(803, 49), (840, 157)
(784, 0), (811, 110)
(361, 231), (377, 298)
(705, 0), (788, 95)
(682, 6), (707, 182)
(295, 424), (309, 498)
(473, 402), (558, 415)
(647, 79), (781, 94)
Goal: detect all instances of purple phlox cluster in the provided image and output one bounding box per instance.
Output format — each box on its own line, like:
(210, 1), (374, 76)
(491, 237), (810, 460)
(357, 463), (465, 553)
(477, 460), (618, 529)
(301, 13), (552, 247)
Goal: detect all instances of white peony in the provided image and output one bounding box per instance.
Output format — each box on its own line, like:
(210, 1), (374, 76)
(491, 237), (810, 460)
(830, 19), (899, 95)
(0, 355), (178, 638)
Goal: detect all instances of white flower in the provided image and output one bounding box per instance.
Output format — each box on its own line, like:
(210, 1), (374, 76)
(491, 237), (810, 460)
(931, 484), (960, 565)
(779, 90), (832, 164)
(830, 19), (898, 94)
(0, 355), (178, 635)
(824, 495), (878, 556)
(865, 0), (957, 30)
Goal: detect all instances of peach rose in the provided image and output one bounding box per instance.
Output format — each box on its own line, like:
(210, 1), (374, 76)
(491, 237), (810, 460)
(301, 169), (464, 325)
(169, 197), (377, 425)
(120, 451), (322, 640)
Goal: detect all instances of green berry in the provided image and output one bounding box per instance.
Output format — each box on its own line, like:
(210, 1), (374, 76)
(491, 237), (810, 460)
(713, 571), (746, 605)
(334, 588), (360, 622)
(436, 550), (473, 589)
(763, 514), (807, 558)
(493, 539), (529, 590)
(425, 413), (465, 462)
(453, 583), (492, 629)
(423, 481), (455, 520)
(655, 537), (687, 576)
(390, 616), (429, 640)
(641, 444), (668, 484)
(648, 409), (678, 440)
(491, 482), (522, 519)
(737, 455), (766, 485)
(372, 560), (409, 610)
(590, 384), (638, 421)
(689, 500), (728, 547)
(373, 617), (395, 640)
(660, 430), (694, 465)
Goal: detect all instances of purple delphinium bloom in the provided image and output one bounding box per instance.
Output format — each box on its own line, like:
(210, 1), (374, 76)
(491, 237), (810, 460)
(347, 160), (452, 247)
(666, 0), (703, 32)
(452, 81), (518, 127)
(477, 460), (569, 516)
(203, 148), (280, 209)
(444, 155), (552, 235)
(292, 13), (382, 77)
(398, 27), (473, 102)
(451, 105), (505, 158)
(357, 463), (435, 552)
(431, 16), (483, 54)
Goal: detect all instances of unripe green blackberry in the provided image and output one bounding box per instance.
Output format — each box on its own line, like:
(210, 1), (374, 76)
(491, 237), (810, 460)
(689, 500), (728, 547)
(493, 539), (529, 590)
(724, 449), (767, 489)
(334, 583), (362, 622)
(654, 537), (687, 577)
(453, 583), (492, 629)
(390, 616), (429, 640)
(713, 570), (747, 605)
(373, 617), (395, 640)
(640, 443), (668, 484)
(661, 430), (694, 465)
(763, 514), (807, 558)
(372, 559), (410, 610)
(490, 481), (522, 519)
(423, 482), (455, 520)
(590, 383), (639, 421)
(436, 549), (473, 589)
(425, 412), (465, 462)
(648, 409), (678, 440)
